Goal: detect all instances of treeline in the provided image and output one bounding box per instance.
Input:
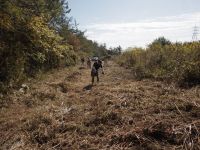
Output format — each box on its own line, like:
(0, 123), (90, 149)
(0, 0), (111, 92)
(117, 37), (200, 87)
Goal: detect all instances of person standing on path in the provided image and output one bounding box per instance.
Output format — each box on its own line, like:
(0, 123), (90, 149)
(87, 57), (92, 69)
(91, 59), (104, 85)
(81, 57), (85, 66)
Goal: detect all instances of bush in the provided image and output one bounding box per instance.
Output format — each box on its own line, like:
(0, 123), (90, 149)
(0, 6), (77, 91)
(116, 38), (200, 86)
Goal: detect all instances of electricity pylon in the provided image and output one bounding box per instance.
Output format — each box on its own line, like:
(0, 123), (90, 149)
(192, 25), (199, 41)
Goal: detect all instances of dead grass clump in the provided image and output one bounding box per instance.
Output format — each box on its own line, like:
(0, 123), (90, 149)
(23, 114), (55, 145)
(32, 91), (56, 101)
(22, 116), (91, 148)
(58, 82), (69, 93)
(178, 103), (200, 119)
(54, 123), (87, 136)
(0, 96), (12, 108)
(22, 91), (56, 107)
(109, 132), (162, 150)
(0, 133), (26, 150)
(85, 112), (123, 127)
(190, 109), (200, 118)
(79, 66), (86, 70)
(53, 124), (74, 134)
(23, 98), (36, 108)
(172, 123), (200, 149)
(143, 121), (200, 149)
(48, 81), (72, 93)
(109, 133), (141, 146)
(143, 122), (175, 143)
(65, 71), (81, 81)
(88, 125), (106, 137)
(166, 102), (200, 119)
(106, 100), (114, 105)
(181, 103), (200, 119)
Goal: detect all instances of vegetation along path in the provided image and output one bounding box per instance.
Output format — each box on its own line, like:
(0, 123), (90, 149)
(1, 61), (200, 149)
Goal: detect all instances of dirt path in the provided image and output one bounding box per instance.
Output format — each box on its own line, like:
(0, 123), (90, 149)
(1, 61), (200, 149)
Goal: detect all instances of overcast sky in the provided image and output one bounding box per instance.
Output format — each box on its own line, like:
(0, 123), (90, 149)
(68, 0), (200, 48)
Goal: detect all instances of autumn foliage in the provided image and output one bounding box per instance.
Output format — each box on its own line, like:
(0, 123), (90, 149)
(117, 37), (200, 86)
(0, 0), (108, 92)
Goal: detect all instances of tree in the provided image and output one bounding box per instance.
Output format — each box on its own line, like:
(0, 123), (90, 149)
(150, 37), (171, 47)
(108, 45), (122, 55)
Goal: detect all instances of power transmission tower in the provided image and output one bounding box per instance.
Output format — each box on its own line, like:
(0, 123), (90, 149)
(192, 25), (199, 41)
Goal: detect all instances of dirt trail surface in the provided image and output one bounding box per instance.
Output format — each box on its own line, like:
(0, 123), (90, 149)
(1, 61), (200, 149)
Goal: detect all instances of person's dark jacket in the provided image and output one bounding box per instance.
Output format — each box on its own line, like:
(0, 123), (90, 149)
(93, 61), (102, 71)
(91, 61), (103, 76)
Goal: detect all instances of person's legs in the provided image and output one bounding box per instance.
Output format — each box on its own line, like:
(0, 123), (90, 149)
(97, 72), (99, 82)
(92, 75), (94, 84)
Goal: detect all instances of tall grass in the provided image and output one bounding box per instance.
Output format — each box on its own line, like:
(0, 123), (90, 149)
(117, 38), (200, 87)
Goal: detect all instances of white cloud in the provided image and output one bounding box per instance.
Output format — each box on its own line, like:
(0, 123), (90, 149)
(80, 12), (200, 48)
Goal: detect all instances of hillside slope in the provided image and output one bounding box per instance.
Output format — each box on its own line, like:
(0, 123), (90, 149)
(0, 61), (200, 149)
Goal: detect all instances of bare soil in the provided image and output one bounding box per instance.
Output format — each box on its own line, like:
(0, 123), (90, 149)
(0, 61), (200, 150)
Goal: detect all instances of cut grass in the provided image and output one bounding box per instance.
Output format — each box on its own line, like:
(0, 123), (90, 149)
(0, 62), (200, 149)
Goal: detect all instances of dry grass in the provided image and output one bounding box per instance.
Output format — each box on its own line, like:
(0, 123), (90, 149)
(0, 61), (200, 149)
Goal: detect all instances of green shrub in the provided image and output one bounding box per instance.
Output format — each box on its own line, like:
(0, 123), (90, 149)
(117, 38), (200, 86)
